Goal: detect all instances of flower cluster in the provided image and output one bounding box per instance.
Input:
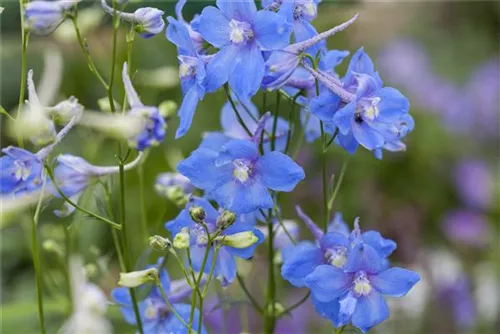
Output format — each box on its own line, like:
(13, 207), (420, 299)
(282, 208), (420, 332)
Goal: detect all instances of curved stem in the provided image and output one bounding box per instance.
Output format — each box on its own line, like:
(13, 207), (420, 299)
(108, 0), (119, 113)
(236, 274), (264, 314)
(270, 92), (280, 151)
(328, 155), (350, 213)
(156, 281), (192, 330)
(224, 84), (252, 137)
(280, 291), (311, 317)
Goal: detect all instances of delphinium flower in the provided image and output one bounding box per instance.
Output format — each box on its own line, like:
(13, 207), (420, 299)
(100, 0), (165, 38)
(155, 172), (194, 206)
(59, 257), (112, 334)
(196, 0), (293, 101)
(166, 16), (209, 138)
(121, 63), (166, 150)
(174, 0), (206, 54)
(112, 262), (206, 333)
(308, 47), (414, 158)
(0, 147), (44, 196)
(177, 127), (305, 213)
(51, 152), (144, 216)
(166, 197), (264, 286)
(200, 98), (289, 152)
(24, 0), (79, 35)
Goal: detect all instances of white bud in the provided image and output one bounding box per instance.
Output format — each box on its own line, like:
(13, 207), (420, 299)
(173, 228), (190, 249)
(215, 231), (259, 249)
(118, 268), (158, 288)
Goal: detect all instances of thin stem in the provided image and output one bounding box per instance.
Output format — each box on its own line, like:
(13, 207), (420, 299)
(328, 155), (350, 212)
(156, 281), (192, 330)
(284, 93), (301, 155)
(224, 84), (252, 137)
(335, 325), (346, 334)
(325, 128), (340, 150)
(271, 92), (280, 151)
(103, 182), (126, 271)
(262, 92), (268, 115)
(263, 222), (276, 334)
(108, 0), (119, 113)
(45, 166), (122, 230)
(236, 274), (264, 314)
(16, 0), (30, 147)
(169, 249), (193, 286)
(122, 27), (136, 112)
(70, 16), (109, 91)
(32, 175), (47, 334)
(188, 241), (211, 331)
(273, 196), (296, 245)
(137, 161), (149, 246)
(280, 291), (311, 317)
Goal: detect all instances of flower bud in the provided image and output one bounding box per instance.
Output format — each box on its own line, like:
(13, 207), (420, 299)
(118, 268), (158, 288)
(154, 173), (192, 207)
(216, 210), (236, 230)
(46, 96), (84, 124)
(173, 228), (190, 249)
(189, 206), (206, 224)
(97, 97), (121, 113)
(215, 231), (259, 249)
(133, 7), (165, 39)
(24, 0), (77, 35)
(149, 235), (172, 252)
(158, 100), (178, 118)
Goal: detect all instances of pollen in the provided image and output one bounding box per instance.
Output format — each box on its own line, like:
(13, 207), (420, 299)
(353, 275), (372, 296)
(363, 105), (379, 121)
(233, 160), (250, 183)
(179, 63), (191, 78)
(144, 304), (157, 319)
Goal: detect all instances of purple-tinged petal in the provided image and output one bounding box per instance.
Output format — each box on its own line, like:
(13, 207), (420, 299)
(362, 231), (396, 258)
(295, 205), (323, 241)
(310, 90), (341, 122)
(351, 119), (385, 150)
(345, 243), (384, 274)
(311, 294), (342, 326)
(214, 180), (273, 214)
(166, 16), (196, 56)
(338, 291), (358, 326)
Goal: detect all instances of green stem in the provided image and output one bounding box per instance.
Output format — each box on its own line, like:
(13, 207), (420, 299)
(103, 182), (127, 272)
(156, 281), (191, 329)
(169, 249), (193, 286)
(70, 16), (109, 91)
(263, 222), (276, 334)
(224, 84), (252, 137)
(32, 176), (47, 334)
(122, 27), (136, 112)
(108, 0), (119, 113)
(137, 161), (149, 245)
(335, 325), (346, 334)
(270, 92), (280, 151)
(328, 155), (350, 212)
(188, 240), (212, 332)
(236, 274), (263, 314)
(280, 291), (310, 317)
(16, 0), (29, 147)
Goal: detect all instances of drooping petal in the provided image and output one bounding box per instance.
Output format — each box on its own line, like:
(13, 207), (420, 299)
(122, 62), (143, 108)
(256, 151), (305, 192)
(229, 43), (265, 102)
(200, 132), (231, 150)
(204, 44), (239, 93)
(175, 86), (200, 138)
(370, 267), (420, 297)
(295, 205), (323, 241)
(281, 241), (324, 287)
(351, 291), (390, 333)
(216, 0), (257, 22)
(310, 294), (342, 327)
(362, 231), (397, 258)
(338, 291), (358, 327)
(351, 119), (385, 150)
(253, 10), (292, 50)
(213, 180), (273, 214)
(216, 247), (237, 286)
(310, 90), (341, 122)
(165, 304), (207, 334)
(197, 6), (230, 48)
(304, 264), (351, 302)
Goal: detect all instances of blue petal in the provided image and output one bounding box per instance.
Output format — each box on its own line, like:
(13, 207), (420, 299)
(166, 17), (196, 56)
(177, 148), (233, 191)
(327, 212), (350, 237)
(2, 146), (37, 160)
(332, 101), (356, 135)
(351, 120), (385, 150)
(197, 6), (230, 48)
(165, 207), (192, 236)
(338, 291), (358, 327)
(200, 132), (231, 150)
(216, 0), (257, 22)
(362, 231), (396, 258)
(257, 151), (305, 192)
(311, 294), (342, 327)
(281, 241), (323, 287)
(219, 139), (259, 161)
(294, 20), (324, 57)
(375, 87), (410, 122)
(176, 86), (200, 138)
(165, 304), (207, 334)
(351, 291), (389, 333)
(320, 232), (349, 251)
(216, 247), (237, 286)
(253, 10), (292, 50)
(111, 287), (132, 307)
(262, 50), (300, 90)
(336, 131), (359, 154)
(370, 267), (420, 297)
(220, 99), (259, 138)
(304, 265), (351, 302)
(229, 43), (265, 102)
(320, 50), (350, 72)
(309, 90), (341, 122)
(213, 180), (273, 214)
(205, 44), (239, 93)
(345, 243), (384, 274)
(354, 73), (381, 99)
(225, 228), (264, 259)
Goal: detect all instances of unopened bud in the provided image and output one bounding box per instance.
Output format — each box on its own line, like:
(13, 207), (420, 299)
(267, 302), (285, 317)
(118, 268), (158, 288)
(173, 228), (190, 249)
(216, 210), (236, 230)
(149, 235), (172, 252)
(158, 100), (177, 118)
(97, 97), (121, 113)
(189, 206), (206, 224)
(84, 263), (99, 278)
(215, 231), (259, 249)
(42, 239), (64, 257)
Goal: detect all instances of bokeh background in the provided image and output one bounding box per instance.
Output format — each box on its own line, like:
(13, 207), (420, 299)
(1, 1), (499, 333)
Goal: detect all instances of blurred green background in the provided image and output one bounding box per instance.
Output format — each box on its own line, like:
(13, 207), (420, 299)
(1, 1), (499, 333)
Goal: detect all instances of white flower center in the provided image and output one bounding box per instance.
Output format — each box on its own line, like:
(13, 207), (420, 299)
(14, 160), (31, 181)
(229, 20), (253, 44)
(353, 274), (372, 296)
(233, 159), (250, 183)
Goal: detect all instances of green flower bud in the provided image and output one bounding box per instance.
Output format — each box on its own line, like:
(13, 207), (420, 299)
(149, 235), (172, 252)
(118, 268), (158, 288)
(216, 210), (236, 230)
(189, 206), (206, 224)
(158, 100), (178, 118)
(173, 228), (190, 249)
(215, 231), (259, 249)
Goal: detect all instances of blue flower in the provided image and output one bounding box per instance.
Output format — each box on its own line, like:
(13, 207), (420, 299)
(122, 63), (166, 149)
(305, 247), (419, 332)
(24, 0), (76, 35)
(175, 0), (207, 54)
(309, 48), (414, 156)
(112, 264), (206, 334)
(165, 197), (264, 286)
(0, 147), (43, 196)
(197, 0), (292, 101)
(177, 138), (304, 213)
(201, 98), (289, 152)
(166, 16), (209, 138)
